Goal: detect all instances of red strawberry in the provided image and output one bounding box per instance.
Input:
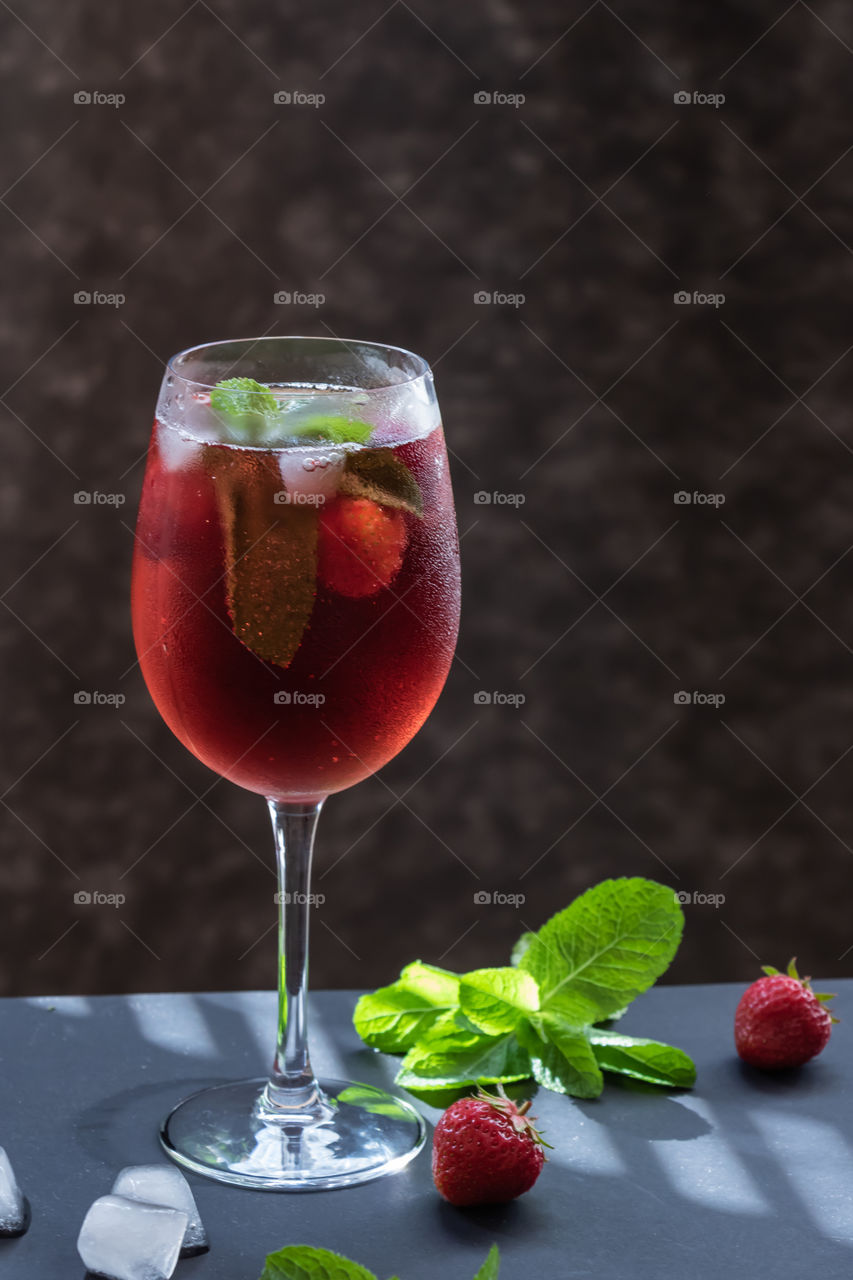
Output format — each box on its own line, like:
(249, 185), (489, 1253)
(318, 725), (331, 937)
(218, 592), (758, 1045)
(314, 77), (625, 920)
(432, 1086), (547, 1206)
(318, 495), (407, 598)
(734, 958), (836, 1070)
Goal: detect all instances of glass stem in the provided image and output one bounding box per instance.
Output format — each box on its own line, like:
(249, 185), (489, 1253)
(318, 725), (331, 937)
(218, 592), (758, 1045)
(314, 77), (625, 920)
(264, 798), (324, 1110)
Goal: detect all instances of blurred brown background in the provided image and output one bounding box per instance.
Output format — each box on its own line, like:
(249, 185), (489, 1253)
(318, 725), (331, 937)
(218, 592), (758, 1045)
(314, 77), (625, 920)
(3, 1), (853, 997)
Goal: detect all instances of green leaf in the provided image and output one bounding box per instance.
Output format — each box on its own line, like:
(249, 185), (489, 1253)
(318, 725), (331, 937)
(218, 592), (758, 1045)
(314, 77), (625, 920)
(459, 967), (539, 1035)
(472, 1245), (500, 1280)
(339, 447), (424, 516)
(510, 932), (536, 967)
(291, 414), (373, 445)
(213, 452), (317, 668)
(520, 877), (684, 1025)
(211, 376), (280, 418)
(518, 1017), (603, 1099)
(259, 1245), (376, 1280)
(589, 1028), (696, 1088)
(211, 377), (281, 438)
(352, 962), (460, 1053)
(396, 1030), (531, 1090)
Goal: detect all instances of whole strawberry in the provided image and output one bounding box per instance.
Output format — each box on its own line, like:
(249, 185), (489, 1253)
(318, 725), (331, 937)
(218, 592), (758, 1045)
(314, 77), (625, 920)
(432, 1085), (547, 1206)
(735, 959), (837, 1070)
(318, 496), (407, 598)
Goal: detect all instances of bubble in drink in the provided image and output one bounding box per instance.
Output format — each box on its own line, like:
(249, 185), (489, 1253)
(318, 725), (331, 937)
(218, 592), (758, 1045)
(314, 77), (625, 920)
(0, 1147), (28, 1237)
(111, 1164), (208, 1256)
(77, 1194), (188, 1280)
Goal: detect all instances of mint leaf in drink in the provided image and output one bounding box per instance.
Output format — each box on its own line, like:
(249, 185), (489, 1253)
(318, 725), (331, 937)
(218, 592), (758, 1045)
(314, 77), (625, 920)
(472, 1245), (501, 1280)
(459, 967), (539, 1035)
(340, 448), (424, 516)
(518, 1017), (603, 1099)
(520, 877), (684, 1025)
(259, 1245), (376, 1280)
(211, 376), (281, 439)
(588, 1029), (697, 1088)
(291, 414), (373, 445)
(353, 962), (460, 1053)
(396, 1030), (531, 1090)
(213, 452), (317, 667)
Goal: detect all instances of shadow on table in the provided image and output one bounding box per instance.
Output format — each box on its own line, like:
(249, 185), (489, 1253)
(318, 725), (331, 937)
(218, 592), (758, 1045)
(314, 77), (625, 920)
(8, 991), (853, 1280)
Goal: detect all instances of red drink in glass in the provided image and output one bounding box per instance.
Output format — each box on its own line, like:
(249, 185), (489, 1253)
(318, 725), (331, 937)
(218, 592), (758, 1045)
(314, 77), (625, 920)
(132, 417), (460, 800)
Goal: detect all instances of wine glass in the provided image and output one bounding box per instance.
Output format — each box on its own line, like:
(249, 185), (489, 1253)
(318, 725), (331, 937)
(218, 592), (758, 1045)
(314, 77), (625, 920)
(131, 336), (460, 1189)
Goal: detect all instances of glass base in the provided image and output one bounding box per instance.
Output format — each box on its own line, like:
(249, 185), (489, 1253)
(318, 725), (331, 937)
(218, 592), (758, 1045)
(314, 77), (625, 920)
(160, 1077), (426, 1191)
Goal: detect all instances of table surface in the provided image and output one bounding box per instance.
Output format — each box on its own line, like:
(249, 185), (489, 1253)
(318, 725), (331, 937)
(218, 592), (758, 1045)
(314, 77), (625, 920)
(1, 984), (852, 1279)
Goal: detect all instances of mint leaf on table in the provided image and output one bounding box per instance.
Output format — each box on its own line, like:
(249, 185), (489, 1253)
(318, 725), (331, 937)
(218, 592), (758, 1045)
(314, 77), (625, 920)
(459, 967), (539, 1035)
(354, 877), (694, 1099)
(518, 1017), (603, 1099)
(260, 1244), (377, 1280)
(396, 1029), (531, 1090)
(588, 1029), (697, 1088)
(519, 877), (684, 1025)
(510, 932), (536, 967)
(472, 1245), (501, 1280)
(259, 1245), (499, 1280)
(353, 962), (460, 1053)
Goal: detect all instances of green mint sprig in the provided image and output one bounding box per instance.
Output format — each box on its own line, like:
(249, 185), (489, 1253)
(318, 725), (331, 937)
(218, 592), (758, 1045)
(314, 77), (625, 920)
(258, 1243), (499, 1280)
(353, 878), (696, 1098)
(209, 378), (373, 444)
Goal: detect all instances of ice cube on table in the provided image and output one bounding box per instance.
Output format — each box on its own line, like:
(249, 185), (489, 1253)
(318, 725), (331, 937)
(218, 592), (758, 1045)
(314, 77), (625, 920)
(77, 1194), (187, 1280)
(0, 1147), (29, 1237)
(111, 1164), (208, 1256)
